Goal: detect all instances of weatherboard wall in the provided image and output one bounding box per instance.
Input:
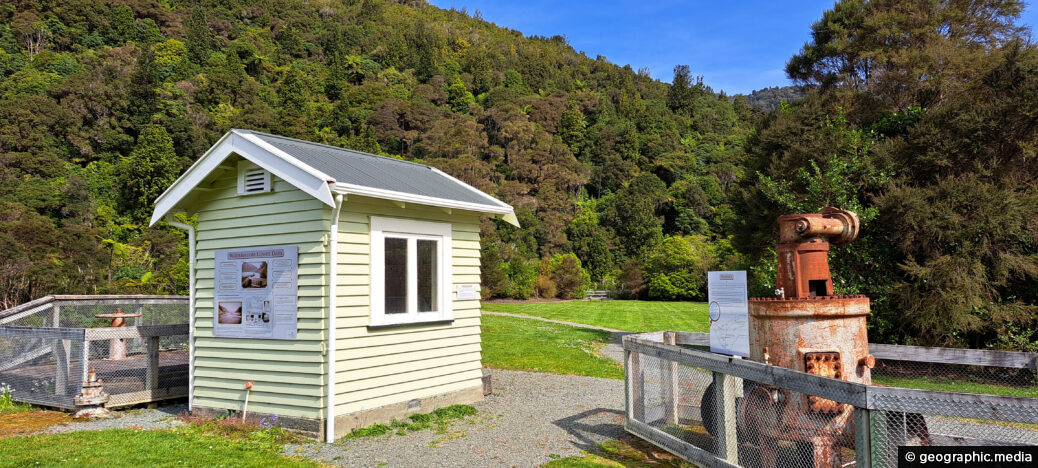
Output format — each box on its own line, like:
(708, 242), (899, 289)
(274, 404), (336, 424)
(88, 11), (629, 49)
(333, 196), (484, 416)
(190, 161), (330, 419)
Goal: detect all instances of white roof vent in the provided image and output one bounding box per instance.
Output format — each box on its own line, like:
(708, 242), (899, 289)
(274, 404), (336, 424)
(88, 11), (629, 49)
(237, 161), (272, 195)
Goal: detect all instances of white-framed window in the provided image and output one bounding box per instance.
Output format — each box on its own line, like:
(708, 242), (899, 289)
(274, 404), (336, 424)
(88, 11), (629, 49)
(370, 216), (453, 326)
(237, 160), (272, 195)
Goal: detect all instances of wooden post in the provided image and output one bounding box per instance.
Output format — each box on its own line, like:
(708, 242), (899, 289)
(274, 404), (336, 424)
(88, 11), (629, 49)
(629, 348), (645, 422)
(855, 407), (871, 468)
(146, 336), (160, 390)
(662, 332), (679, 424)
(870, 410), (893, 468)
(80, 340), (90, 384)
(710, 371), (739, 463)
(52, 304), (70, 395)
(53, 339), (69, 395)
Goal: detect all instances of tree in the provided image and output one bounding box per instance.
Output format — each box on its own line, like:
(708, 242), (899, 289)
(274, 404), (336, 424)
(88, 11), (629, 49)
(558, 100), (586, 157)
(105, 5), (136, 45)
(445, 75), (475, 113)
(128, 46), (159, 133)
(186, 6), (214, 64)
(643, 236), (717, 300)
(549, 253), (590, 299)
(121, 126), (182, 223)
(786, 0), (1025, 109)
(667, 64), (703, 116)
(604, 173), (667, 258)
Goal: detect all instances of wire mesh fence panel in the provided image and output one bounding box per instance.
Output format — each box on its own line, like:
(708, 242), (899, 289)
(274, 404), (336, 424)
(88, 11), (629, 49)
(868, 391), (1038, 468)
(628, 349), (866, 468)
(624, 336), (1038, 468)
(0, 296), (188, 409)
(871, 358), (1038, 397)
(0, 336), (85, 409)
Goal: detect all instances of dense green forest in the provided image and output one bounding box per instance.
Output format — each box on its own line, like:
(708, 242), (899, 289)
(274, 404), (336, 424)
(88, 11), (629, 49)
(734, 85), (805, 111)
(0, 0), (1035, 351)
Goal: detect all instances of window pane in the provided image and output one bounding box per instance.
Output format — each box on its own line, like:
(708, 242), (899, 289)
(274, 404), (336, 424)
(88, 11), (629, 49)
(384, 238), (407, 314)
(417, 239), (438, 312)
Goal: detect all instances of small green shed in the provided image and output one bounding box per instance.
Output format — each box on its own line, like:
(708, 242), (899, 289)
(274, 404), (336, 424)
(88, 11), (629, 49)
(150, 129), (517, 441)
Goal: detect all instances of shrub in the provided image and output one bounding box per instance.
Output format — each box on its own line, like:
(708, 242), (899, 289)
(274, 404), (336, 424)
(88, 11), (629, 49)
(642, 235), (718, 300)
(549, 253), (590, 299)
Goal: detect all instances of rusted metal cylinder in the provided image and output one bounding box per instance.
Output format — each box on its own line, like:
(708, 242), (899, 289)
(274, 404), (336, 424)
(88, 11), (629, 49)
(748, 296), (871, 381)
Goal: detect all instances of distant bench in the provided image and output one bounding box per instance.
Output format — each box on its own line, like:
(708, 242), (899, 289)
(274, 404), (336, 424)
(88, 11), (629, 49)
(585, 290), (616, 301)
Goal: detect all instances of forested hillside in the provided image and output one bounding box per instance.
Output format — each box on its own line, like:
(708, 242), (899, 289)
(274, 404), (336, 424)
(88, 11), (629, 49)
(735, 85), (804, 111)
(0, 0), (1035, 351)
(0, 0), (759, 309)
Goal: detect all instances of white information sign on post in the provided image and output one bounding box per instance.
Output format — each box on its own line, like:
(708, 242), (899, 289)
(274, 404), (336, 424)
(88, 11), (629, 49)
(213, 245), (298, 340)
(708, 270), (749, 357)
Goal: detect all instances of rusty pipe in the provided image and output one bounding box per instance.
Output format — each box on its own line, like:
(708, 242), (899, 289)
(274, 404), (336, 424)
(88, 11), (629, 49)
(778, 207), (859, 245)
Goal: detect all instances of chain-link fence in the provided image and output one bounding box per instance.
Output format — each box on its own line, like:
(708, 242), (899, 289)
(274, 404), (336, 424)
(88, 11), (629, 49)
(624, 333), (1038, 468)
(0, 295), (188, 410)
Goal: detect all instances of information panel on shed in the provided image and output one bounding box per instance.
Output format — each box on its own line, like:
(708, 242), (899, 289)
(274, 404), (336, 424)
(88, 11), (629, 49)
(213, 245), (299, 340)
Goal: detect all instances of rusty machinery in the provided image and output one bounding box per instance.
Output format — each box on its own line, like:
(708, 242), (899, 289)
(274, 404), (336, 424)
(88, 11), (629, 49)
(744, 207), (873, 468)
(704, 208), (881, 468)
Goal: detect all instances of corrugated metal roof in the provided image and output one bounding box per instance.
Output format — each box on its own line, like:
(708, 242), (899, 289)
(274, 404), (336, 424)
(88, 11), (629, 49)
(237, 130), (501, 207)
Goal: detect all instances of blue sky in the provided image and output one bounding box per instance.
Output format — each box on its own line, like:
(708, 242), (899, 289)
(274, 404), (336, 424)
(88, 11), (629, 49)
(428, 0), (1038, 95)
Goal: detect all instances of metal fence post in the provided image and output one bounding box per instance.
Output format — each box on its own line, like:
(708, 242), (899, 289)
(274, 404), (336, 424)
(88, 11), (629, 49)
(710, 371), (739, 463)
(855, 407), (871, 468)
(662, 332), (679, 425)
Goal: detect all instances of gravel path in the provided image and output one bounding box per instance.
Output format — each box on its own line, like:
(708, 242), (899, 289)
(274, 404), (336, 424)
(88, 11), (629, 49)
(482, 311), (630, 364)
(288, 368), (626, 468)
(48, 404), (186, 434)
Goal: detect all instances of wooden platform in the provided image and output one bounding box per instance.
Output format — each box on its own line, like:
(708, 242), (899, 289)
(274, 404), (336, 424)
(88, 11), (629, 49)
(0, 349), (188, 410)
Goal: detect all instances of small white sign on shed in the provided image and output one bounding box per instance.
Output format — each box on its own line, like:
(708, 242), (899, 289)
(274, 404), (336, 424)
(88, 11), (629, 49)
(456, 284), (479, 300)
(707, 270), (749, 357)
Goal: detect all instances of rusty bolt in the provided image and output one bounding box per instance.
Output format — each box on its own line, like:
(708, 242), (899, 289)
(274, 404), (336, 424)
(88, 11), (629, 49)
(859, 354), (876, 369)
(834, 372), (842, 379)
(833, 363), (841, 370)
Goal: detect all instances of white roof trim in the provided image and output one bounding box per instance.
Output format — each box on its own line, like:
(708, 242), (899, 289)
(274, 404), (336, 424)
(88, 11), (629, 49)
(151, 130), (519, 227)
(429, 167), (512, 210)
(150, 131), (336, 226)
(332, 181), (518, 218)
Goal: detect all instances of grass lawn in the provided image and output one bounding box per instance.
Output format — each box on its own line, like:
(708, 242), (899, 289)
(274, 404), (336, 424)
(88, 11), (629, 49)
(0, 428), (320, 467)
(543, 435), (694, 467)
(481, 313), (623, 379)
(482, 300), (709, 333)
(872, 374), (1038, 398)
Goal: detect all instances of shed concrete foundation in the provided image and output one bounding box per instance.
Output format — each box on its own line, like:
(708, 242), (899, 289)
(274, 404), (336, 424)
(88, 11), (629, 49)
(191, 385), (484, 440)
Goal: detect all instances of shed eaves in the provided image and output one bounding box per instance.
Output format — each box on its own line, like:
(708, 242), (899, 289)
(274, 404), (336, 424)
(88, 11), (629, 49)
(239, 130), (499, 207)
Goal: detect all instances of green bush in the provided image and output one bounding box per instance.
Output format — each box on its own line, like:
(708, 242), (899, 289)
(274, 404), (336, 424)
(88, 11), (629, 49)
(550, 253), (590, 299)
(642, 235), (717, 301)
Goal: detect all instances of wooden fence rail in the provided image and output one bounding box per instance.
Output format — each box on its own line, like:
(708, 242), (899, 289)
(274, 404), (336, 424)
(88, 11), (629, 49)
(669, 331), (1038, 369)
